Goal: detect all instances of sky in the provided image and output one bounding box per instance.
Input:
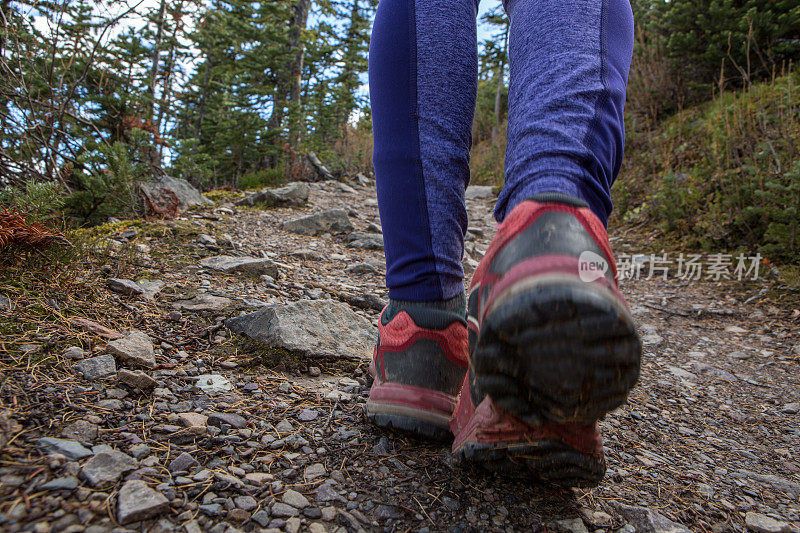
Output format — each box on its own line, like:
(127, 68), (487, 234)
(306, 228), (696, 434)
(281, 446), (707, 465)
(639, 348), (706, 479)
(478, 0), (504, 42)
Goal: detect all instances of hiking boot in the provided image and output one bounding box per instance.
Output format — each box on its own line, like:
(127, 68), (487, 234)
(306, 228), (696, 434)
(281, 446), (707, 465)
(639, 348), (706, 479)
(451, 193), (641, 484)
(451, 376), (606, 486)
(366, 305), (468, 440)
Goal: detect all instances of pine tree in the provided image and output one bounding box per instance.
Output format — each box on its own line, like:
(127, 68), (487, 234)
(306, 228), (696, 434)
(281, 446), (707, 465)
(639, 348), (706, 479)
(329, 0), (373, 136)
(645, 0), (800, 104)
(174, 0), (295, 186)
(474, 6), (509, 145)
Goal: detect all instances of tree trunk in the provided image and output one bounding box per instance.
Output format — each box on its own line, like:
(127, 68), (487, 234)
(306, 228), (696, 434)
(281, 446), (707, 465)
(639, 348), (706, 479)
(156, 17), (180, 159)
(147, 0), (167, 120)
(287, 0), (310, 149)
(492, 24), (509, 141)
(335, 0), (361, 134)
(196, 60), (211, 141)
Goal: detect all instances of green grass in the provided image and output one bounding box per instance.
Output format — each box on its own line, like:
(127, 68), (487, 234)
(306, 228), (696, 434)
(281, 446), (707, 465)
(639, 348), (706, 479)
(204, 189), (246, 203)
(469, 74), (800, 266)
(614, 73), (800, 263)
(237, 169), (285, 191)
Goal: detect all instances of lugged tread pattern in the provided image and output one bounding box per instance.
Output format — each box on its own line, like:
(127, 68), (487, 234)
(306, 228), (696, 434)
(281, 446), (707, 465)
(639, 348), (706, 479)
(471, 281), (642, 426)
(454, 440), (606, 487)
(366, 412), (452, 441)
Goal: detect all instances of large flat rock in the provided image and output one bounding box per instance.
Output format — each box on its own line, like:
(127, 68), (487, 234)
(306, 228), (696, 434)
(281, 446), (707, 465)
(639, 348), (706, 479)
(226, 300), (375, 361)
(200, 256), (279, 277)
(282, 209), (353, 236)
(236, 182), (310, 208)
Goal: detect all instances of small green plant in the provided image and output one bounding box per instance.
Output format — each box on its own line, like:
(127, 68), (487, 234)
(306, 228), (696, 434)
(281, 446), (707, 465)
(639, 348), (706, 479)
(652, 171), (696, 232)
(0, 180), (65, 224)
(237, 169), (285, 191)
(171, 138), (218, 189)
(63, 131), (152, 224)
(748, 163), (800, 258)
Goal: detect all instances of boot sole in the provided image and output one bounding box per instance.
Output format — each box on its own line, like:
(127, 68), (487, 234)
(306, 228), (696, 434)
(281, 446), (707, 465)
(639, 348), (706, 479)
(365, 400), (452, 441)
(472, 275), (641, 425)
(455, 440), (606, 487)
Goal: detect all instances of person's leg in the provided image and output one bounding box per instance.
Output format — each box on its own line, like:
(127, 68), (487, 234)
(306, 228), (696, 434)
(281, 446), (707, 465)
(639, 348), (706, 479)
(495, 0), (634, 225)
(450, 0), (641, 487)
(366, 0), (478, 438)
(370, 0), (478, 303)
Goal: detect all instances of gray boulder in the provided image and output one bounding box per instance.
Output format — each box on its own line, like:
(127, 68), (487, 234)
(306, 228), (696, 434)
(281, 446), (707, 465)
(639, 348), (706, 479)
(236, 182), (310, 208)
(200, 255), (279, 277)
(117, 479), (169, 524)
(80, 450), (138, 487)
(139, 176), (211, 212)
(226, 300), (375, 361)
(613, 503), (691, 533)
(74, 355), (117, 380)
(282, 209), (353, 236)
(347, 232), (384, 250)
(106, 330), (155, 369)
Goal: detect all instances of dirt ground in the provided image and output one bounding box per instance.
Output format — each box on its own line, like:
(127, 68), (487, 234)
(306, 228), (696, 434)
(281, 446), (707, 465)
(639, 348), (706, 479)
(1, 179), (798, 533)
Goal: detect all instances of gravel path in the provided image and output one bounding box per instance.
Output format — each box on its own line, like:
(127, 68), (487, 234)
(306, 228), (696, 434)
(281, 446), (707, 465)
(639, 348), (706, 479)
(0, 178), (798, 533)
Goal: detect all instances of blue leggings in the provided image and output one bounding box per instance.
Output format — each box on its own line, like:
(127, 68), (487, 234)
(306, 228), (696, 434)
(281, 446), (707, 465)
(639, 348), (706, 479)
(369, 0), (634, 301)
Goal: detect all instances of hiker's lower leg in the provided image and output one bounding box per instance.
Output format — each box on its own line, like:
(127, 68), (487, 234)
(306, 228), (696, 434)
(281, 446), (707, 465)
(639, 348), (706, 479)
(495, 0), (634, 225)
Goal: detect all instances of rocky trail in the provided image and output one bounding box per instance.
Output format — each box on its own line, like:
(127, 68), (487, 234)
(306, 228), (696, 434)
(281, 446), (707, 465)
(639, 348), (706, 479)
(1, 177), (799, 533)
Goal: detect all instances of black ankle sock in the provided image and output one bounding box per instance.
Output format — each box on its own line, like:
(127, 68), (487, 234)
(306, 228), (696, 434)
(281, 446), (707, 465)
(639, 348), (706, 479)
(384, 292), (466, 323)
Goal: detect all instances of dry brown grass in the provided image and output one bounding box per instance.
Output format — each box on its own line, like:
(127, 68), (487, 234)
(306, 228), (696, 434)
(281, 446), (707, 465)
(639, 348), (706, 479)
(0, 208), (71, 251)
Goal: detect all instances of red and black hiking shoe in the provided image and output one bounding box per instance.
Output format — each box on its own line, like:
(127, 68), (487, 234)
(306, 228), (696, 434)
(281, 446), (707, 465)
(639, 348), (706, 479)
(366, 306), (468, 440)
(451, 193), (642, 486)
(451, 376), (606, 486)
